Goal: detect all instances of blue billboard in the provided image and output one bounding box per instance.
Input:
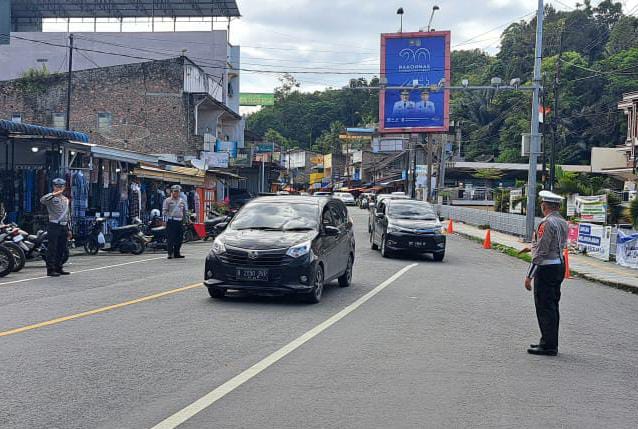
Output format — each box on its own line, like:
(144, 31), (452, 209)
(380, 31), (450, 133)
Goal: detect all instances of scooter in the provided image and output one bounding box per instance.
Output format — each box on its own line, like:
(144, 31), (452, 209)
(182, 214), (200, 243)
(141, 216), (168, 251)
(204, 209), (236, 241)
(0, 224), (27, 272)
(84, 218), (146, 255)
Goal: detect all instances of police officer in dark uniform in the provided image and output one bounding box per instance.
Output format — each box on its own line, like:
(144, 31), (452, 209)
(519, 190), (569, 356)
(40, 178), (72, 277)
(163, 184), (188, 259)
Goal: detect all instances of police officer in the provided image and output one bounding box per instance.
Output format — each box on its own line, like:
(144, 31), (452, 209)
(40, 178), (71, 277)
(519, 190), (569, 356)
(163, 184), (188, 259)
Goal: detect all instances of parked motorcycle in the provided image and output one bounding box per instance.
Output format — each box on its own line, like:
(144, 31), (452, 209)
(204, 209), (236, 241)
(0, 224), (27, 272)
(0, 244), (14, 277)
(84, 218), (146, 255)
(141, 214), (167, 251)
(182, 214), (200, 243)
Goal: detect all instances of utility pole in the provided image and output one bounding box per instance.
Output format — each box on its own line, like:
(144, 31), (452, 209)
(411, 138), (418, 199)
(541, 87), (547, 188)
(550, 23), (564, 191)
(65, 33), (74, 131)
(439, 134), (448, 198)
(426, 135), (434, 202)
(525, 0), (545, 242)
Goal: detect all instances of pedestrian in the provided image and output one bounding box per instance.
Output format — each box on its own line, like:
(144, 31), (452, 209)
(519, 190), (569, 356)
(163, 184), (187, 259)
(40, 178), (72, 277)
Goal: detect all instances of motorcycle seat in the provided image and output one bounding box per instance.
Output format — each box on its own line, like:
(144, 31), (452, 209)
(151, 226), (166, 232)
(28, 235), (38, 241)
(111, 225), (139, 232)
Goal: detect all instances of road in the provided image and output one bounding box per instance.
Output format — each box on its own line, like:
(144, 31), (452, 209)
(1, 209), (636, 429)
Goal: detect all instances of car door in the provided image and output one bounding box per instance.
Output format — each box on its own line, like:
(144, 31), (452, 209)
(330, 201), (351, 275)
(373, 201), (387, 245)
(320, 204), (339, 279)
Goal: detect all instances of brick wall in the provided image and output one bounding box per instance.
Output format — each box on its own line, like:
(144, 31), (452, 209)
(0, 58), (201, 156)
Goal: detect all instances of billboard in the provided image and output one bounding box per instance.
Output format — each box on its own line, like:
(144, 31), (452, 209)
(380, 31), (451, 134)
(206, 152), (229, 168)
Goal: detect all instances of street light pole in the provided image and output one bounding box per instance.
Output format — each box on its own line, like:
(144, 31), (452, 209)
(525, 0), (545, 242)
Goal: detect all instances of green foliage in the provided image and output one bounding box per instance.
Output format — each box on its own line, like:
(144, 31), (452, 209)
(494, 189), (510, 213)
(17, 66), (51, 95)
(313, 121), (344, 154)
(264, 128), (291, 149)
(472, 168), (504, 181)
(630, 198), (638, 228)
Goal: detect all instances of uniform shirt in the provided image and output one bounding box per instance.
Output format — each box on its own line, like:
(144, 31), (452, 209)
(163, 197), (188, 221)
(527, 211), (568, 277)
(40, 193), (70, 225)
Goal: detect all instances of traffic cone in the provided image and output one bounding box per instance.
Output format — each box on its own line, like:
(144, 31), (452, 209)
(564, 248), (571, 279)
(447, 219), (454, 234)
(483, 229), (492, 249)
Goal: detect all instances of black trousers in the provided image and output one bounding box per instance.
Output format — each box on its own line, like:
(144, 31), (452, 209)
(166, 219), (183, 257)
(533, 264), (565, 350)
(46, 223), (68, 271)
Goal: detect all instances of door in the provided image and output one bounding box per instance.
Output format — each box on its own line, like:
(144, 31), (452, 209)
(329, 201), (351, 275)
(373, 201), (387, 245)
(320, 205), (339, 279)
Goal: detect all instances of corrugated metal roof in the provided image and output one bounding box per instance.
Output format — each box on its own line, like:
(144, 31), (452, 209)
(0, 120), (89, 142)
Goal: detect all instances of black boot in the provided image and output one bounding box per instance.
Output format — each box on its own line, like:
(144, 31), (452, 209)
(57, 269), (71, 275)
(47, 270), (60, 277)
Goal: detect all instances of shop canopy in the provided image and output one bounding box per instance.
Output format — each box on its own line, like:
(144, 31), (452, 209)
(0, 119), (89, 142)
(133, 165), (205, 186)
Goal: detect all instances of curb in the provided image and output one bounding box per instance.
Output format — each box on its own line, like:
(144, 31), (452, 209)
(452, 230), (638, 295)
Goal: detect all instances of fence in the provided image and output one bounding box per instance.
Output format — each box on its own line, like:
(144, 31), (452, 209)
(434, 204), (541, 237)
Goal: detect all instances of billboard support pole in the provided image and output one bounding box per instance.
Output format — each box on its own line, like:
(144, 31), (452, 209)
(525, 0), (545, 242)
(426, 135), (434, 203)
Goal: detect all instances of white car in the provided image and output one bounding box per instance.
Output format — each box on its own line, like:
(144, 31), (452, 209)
(333, 192), (356, 206)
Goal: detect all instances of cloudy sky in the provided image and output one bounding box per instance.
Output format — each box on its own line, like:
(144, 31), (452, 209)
(228, 0), (638, 92)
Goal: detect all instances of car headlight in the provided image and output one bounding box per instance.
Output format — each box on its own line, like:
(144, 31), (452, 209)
(212, 237), (226, 254)
(387, 223), (410, 233)
(286, 240), (311, 258)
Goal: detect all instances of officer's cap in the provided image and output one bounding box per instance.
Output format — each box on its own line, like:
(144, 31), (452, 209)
(539, 190), (564, 204)
(171, 185), (182, 192)
(52, 178), (66, 186)
(400, 89), (410, 95)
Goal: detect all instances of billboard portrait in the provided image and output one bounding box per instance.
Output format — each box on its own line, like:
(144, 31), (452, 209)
(380, 31), (450, 133)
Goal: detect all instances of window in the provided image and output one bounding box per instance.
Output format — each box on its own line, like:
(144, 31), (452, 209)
(52, 113), (65, 129)
(322, 208), (335, 227)
(330, 204), (347, 227)
(97, 112), (112, 131)
(11, 113), (22, 123)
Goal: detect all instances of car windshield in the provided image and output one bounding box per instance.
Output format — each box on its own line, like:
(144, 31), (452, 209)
(231, 202), (319, 231)
(388, 202), (436, 220)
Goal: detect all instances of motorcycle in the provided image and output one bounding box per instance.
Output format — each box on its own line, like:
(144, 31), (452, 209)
(141, 216), (168, 251)
(0, 223), (27, 272)
(204, 209), (235, 241)
(0, 244), (14, 277)
(84, 218), (146, 255)
(182, 214), (200, 243)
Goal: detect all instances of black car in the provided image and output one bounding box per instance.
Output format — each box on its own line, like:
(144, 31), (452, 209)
(367, 193), (410, 233)
(204, 196), (355, 303)
(370, 199), (446, 261)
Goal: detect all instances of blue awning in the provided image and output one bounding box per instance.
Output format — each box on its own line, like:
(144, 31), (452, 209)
(0, 120), (90, 143)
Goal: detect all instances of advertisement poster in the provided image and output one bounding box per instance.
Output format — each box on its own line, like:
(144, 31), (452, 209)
(380, 31), (451, 133)
(616, 230), (638, 269)
(577, 223), (612, 261)
(509, 189), (524, 214)
(575, 195), (607, 223)
(206, 152), (229, 168)
(214, 140), (238, 158)
(567, 222), (579, 247)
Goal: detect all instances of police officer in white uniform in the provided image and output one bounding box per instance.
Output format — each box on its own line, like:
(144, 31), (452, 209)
(519, 190), (569, 356)
(40, 178), (71, 277)
(163, 185), (188, 259)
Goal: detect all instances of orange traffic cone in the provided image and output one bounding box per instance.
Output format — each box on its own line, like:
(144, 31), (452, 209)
(564, 248), (571, 279)
(447, 219), (454, 234)
(483, 229), (492, 249)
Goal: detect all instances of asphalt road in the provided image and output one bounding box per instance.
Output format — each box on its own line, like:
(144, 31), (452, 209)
(1, 209), (636, 429)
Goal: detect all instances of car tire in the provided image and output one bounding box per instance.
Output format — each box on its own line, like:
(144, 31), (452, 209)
(433, 251), (445, 262)
(302, 264), (324, 304)
(208, 286), (226, 299)
(338, 254), (354, 288)
(380, 235), (392, 258)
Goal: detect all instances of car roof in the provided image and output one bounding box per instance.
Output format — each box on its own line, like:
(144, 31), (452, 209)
(245, 196), (343, 211)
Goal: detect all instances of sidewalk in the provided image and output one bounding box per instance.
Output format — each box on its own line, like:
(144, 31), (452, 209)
(448, 220), (638, 294)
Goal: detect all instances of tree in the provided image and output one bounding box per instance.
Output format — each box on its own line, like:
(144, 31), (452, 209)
(313, 121), (344, 154)
(264, 128), (291, 149)
(274, 73), (300, 103)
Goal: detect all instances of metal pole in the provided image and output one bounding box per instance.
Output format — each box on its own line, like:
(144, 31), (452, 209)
(525, 0), (545, 242)
(426, 135), (434, 202)
(550, 23), (564, 191)
(65, 33), (74, 131)
(411, 138), (417, 199)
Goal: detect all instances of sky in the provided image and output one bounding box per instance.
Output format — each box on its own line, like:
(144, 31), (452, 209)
(42, 0), (638, 93)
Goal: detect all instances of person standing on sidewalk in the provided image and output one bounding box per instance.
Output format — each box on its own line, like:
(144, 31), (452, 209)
(163, 185), (187, 259)
(40, 178), (71, 277)
(519, 190), (568, 356)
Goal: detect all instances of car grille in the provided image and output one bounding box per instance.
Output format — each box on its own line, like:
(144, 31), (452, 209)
(219, 246), (289, 267)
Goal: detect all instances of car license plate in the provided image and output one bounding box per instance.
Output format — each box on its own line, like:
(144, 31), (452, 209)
(408, 241), (427, 248)
(236, 268), (269, 282)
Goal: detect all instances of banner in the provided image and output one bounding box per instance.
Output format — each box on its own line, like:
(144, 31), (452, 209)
(616, 230), (638, 269)
(215, 140), (238, 158)
(206, 152), (229, 168)
(567, 222), (579, 247)
(509, 189), (524, 214)
(577, 223), (612, 261)
(254, 143), (274, 153)
(575, 195), (607, 223)
(380, 31), (451, 134)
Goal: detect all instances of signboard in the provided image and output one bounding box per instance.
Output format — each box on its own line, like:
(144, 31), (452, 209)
(240, 93), (275, 106)
(254, 143), (274, 153)
(215, 140), (238, 158)
(309, 172), (324, 185)
(206, 152), (229, 168)
(567, 222), (579, 247)
(509, 189), (524, 214)
(566, 193), (578, 217)
(380, 31), (451, 134)
(310, 155), (324, 166)
(575, 195), (607, 223)
(577, 223), (612, 261)
(372, 137), (406, 153)
(616, 230), (638, 269)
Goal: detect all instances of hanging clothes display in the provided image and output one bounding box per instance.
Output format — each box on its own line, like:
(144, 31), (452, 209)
(71, 170), (89, 218)
(128, 182), (141, 219)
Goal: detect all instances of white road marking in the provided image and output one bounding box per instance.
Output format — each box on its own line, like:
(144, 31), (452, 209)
(150, 263), (419, 429)
(0, 256), (167, 286)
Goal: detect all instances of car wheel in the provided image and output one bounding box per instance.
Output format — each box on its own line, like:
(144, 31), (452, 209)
(433, 251), (445, 262)
(303, 265), (324, 304)
(380, 235), (392, 258)
(338, 254), (354, 288)
(370, 233), (378, 250)
(208, 286), (226, 299)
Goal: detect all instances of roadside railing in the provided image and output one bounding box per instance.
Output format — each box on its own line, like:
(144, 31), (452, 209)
(434, 204), (541, 237)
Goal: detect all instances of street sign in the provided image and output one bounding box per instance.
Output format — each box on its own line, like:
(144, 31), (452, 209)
(254, 143), (274, 153)
(240, 93), (275, 106)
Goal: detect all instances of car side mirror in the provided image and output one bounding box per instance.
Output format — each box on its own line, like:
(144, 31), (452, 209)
(215, 222), (228, 232)
(439, 216), (445, 222)
(324, 225), (339, 236)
